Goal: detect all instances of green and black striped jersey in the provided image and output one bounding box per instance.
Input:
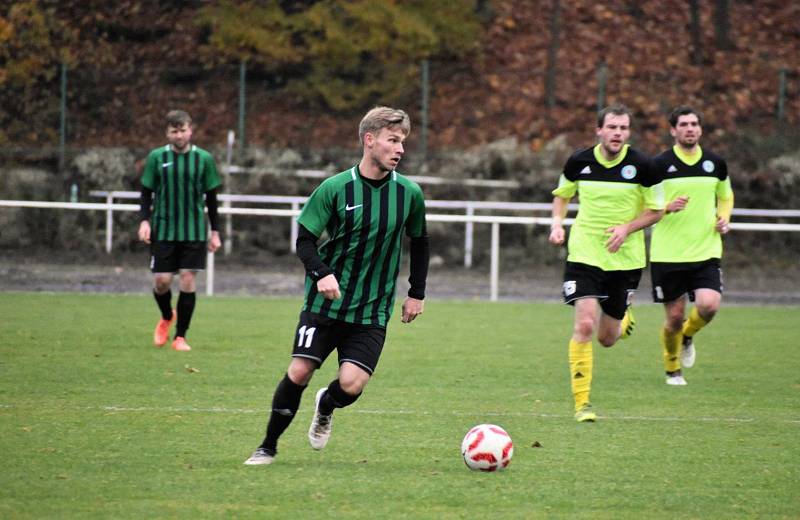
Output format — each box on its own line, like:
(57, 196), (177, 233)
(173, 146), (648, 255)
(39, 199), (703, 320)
(650, 146), (733, 262)
(297, 166), (427, 327)
(141, 144), (221, 242)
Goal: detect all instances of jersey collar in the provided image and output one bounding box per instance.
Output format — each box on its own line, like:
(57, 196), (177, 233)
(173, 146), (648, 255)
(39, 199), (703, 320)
(673, 145), (703, 166)
(593, 143), (630, 169)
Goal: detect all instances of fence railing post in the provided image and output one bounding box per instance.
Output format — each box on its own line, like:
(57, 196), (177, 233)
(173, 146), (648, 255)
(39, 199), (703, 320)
(490, 222), (500, 302)
(105, 193), (114, 253)
(290, 202), (299, 253)
(464, 205), (474, 268)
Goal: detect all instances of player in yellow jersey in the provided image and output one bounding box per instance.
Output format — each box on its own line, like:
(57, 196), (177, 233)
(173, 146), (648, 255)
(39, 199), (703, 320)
(650, 106), (734, 386)
(549, 104), (665, 422)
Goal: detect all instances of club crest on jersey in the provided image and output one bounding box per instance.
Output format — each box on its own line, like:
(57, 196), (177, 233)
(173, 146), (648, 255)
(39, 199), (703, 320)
(702, 160), (715, 173)
(621, 165), (637, 180)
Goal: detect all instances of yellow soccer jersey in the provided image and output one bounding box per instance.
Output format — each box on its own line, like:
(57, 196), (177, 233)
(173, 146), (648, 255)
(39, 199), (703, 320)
(650, 146), (733, 263)
(553, 144), (664, 271)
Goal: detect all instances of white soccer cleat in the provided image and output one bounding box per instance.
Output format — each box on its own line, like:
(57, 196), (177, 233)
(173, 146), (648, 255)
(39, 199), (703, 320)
(666, 374), (688, 386)
(308, 387), (333, 450)
(680, 336), (696, 368)
(243, 447), (275, 465)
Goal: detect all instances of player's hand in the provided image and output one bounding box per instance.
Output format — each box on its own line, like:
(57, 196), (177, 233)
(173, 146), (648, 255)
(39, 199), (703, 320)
(138, 220), (151, 244)
(667, 196), (689, 213)
(208, 231), (221, 252)
(716, 217), (730, 234)
(401, 297), (424, 323)
(317, 274), (341, 300)
(549, 225), (565, 245)
(605, 223), (630, 253)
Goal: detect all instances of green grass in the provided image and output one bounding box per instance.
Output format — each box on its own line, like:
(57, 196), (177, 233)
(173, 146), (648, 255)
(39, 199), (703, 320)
(1, 293), (798, 519)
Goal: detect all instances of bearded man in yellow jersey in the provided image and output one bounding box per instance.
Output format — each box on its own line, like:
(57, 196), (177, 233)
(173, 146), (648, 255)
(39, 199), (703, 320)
(650, 106), (734, 386)
(549, 104), (665, 422)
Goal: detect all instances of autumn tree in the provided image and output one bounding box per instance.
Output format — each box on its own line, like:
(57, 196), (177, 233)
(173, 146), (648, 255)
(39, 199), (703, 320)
(196, 0), (483, 111)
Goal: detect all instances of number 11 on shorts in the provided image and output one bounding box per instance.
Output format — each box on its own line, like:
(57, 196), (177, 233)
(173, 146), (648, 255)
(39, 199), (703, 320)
(297, 326), (316, 348)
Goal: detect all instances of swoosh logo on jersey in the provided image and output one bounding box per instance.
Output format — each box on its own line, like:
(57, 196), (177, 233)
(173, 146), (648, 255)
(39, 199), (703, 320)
(162, 162), (173, 168)
(580, 166), (592, 174)
(667, 165), (677, 173)
(345, 204), (363, 211)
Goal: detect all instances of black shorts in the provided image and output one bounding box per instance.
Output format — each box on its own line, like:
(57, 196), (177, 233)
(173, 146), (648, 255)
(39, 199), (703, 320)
(150, 241), (206, 273)
(291, 311), (387, 375)
(562, 262), (642, 320)
(651, 258), (723, 303)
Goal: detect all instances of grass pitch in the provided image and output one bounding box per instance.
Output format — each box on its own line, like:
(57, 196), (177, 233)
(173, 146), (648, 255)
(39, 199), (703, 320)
(1, 293), (798, 519)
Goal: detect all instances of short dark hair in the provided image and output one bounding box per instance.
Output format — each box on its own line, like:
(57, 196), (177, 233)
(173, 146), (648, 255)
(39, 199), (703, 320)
(597, 103), (632, 128)
(668, 106), (703, 127)
(166, 110), (192, 128)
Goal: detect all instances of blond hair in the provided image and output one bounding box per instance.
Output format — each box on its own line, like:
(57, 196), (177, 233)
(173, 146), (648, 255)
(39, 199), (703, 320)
(358, 107), (410, 144)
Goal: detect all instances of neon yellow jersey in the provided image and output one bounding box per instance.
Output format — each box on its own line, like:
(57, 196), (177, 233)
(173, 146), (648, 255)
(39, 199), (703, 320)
(650, 146), (733, 262)
(553, 145), (664, 271)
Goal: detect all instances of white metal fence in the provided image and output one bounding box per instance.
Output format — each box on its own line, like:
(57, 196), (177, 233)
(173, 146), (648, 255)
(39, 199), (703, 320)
(3, 196), (800, 300)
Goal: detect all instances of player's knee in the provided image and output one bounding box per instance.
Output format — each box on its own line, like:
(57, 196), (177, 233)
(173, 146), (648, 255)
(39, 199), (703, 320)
(153, 276), (171, 293)
(287, 359), (315, 385)
(697, 303), (719, 321)
(598, 334), (617, 348)
(339, 376), (367, 396)
(574, 319), (594, 340)
(666, 314), (684, 332)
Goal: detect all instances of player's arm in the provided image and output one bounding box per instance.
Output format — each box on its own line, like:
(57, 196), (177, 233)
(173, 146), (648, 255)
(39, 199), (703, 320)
(402, 233), (429, 323)
(296, 224), (340, 300)
(402, 188), (429, 323)
(716, 193), (734, 234)
(549, 195), (571, 245)
(205, 188), (221, 252)
(606, 208), (664, 253)
(138, 186), (153, 243)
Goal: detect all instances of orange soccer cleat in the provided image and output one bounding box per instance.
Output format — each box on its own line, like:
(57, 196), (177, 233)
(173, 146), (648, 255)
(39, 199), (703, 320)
(171, 337), (192, 352)
(154, 310), (176, 347)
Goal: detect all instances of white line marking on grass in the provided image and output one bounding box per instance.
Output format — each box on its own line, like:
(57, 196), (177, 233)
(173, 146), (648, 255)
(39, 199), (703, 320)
(0, 403), (800, 425)
(2, 403), (797, 425)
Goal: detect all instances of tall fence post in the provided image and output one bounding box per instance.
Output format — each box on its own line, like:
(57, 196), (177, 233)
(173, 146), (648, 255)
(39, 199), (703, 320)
(59, 63), (68, 179)
(238, 60), (247, 161)
(224, 130), (234, 255)
(420, 59), (430, 165)
(777, 68), (787, 132)
(597, 62), (608, 112)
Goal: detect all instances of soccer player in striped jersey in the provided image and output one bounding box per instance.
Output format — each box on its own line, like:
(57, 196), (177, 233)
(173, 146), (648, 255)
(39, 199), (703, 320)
(138, 110), (222, 352)
(244, 107), (429, 465)
(650, 106), (734, 386)
(549, 104), (665, 422)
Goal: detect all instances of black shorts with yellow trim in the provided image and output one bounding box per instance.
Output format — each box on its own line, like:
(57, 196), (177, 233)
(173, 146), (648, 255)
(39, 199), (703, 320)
(562, 261), (642, 320)
(650, 258), (722, 303)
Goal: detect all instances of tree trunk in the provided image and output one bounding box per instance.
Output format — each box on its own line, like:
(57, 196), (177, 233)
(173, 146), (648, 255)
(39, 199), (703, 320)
(544, 0), (561, 111)
(689, 0), (703, 65)
(714, 0), (733, 50)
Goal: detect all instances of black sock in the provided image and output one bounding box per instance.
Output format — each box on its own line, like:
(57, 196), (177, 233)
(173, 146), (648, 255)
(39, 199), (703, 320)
(154, 290), (172, 320)
(261, 374), (307, 452)
(175, 291), (196, 338)
(318, 379), (361, 416)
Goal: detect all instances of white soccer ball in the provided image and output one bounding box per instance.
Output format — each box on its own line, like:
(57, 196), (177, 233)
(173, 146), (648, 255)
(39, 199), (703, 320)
(461, 423), (514, 472)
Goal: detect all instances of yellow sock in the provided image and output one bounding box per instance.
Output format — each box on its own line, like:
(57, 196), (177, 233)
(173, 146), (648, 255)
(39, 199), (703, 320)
(682, 307), (708, 338)
(661, 327), (682, 372)
(569, 339), (593, 412)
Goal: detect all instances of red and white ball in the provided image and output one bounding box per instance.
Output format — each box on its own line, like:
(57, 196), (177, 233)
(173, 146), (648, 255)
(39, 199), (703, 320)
(461, 424), (514, 471)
